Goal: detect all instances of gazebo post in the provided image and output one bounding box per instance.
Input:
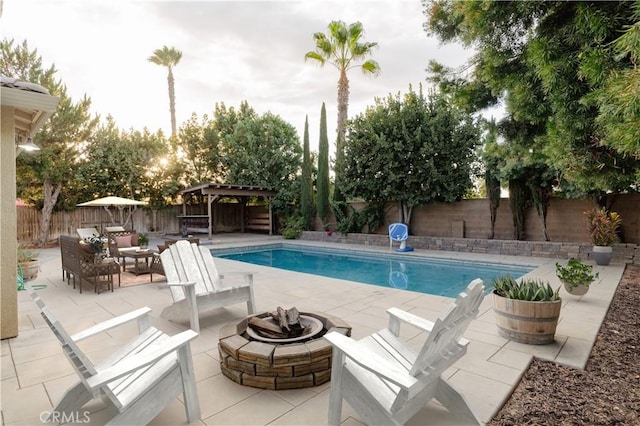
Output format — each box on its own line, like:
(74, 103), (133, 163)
(268, 197), (273, 236)
(207, 194), (213, 241)
(240, 196), (246, 233)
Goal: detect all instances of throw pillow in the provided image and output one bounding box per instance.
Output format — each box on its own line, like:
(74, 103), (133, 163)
(115, 235), (132, 248)
(79, 241), (95, 255)
(130, 233), (139, 246)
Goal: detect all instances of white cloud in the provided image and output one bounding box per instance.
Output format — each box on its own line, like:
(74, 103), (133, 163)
(2, 0), (476, 155)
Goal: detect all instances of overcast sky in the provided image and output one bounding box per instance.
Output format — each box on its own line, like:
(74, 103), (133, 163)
(2, 0), (478, 153)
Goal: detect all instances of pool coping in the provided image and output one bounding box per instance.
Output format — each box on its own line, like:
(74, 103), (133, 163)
(208, 239), (550, 267)
(210, 241), (538, 296)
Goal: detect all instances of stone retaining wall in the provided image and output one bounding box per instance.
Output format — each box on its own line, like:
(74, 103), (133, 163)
(300, 232), (640, 265)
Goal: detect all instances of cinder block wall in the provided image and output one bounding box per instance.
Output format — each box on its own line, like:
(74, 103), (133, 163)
(379, 194), (639, 244)
(305, 194), (639, 264)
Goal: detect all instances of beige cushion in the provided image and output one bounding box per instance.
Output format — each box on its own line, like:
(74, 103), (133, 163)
(115, 235), (132, 248)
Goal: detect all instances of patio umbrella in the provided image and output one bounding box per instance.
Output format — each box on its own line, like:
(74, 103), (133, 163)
(77, 196), (146, 228)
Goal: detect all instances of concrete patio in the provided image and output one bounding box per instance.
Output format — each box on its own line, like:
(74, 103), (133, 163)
(1, 234), (624, 425)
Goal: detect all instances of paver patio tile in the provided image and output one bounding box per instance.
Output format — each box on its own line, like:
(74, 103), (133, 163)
(4, 235), (622, 425)
(203, 390), (294, 425)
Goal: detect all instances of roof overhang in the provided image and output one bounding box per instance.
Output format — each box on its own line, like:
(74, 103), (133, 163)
(1, 86), (60, 137)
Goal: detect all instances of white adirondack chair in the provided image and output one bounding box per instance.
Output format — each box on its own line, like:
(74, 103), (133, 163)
(24, 283), (201, 425)
(325, 279), (485, 425)
(160, 240), (256, 332)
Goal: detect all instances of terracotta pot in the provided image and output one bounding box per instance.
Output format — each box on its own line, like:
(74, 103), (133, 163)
(19, 260), (39, 281)
(492, 292), (561, 345)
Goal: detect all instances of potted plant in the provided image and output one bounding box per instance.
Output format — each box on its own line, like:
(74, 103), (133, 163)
(137, 233), (149, 249)
(555, 258), (599, 296)
(492, 275), (561, 345)
(82, 234), (109, 262)
(17, 245), (39, 281)
(585, 207), (622, 265)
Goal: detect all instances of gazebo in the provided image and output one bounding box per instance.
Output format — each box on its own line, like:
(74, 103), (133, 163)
(178, 183), (277, 240)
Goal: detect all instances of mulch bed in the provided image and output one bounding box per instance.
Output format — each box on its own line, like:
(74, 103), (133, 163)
(489, 265), (640, 425)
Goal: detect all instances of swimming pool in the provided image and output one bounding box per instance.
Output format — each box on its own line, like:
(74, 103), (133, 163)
(212, 245), (533, 297)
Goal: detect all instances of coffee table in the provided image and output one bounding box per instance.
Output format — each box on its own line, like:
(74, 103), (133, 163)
(120, 248), (155, 275)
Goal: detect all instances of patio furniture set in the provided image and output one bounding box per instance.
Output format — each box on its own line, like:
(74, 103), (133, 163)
(39, 238), (485, 425)
(59, 235), (121, 294)
(62, 228), (201, 293)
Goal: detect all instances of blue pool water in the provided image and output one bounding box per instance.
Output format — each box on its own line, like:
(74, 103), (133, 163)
(213, 246), (533, 297)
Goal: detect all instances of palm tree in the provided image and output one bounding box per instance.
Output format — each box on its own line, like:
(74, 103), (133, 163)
(148, 46), (182, 137)
(305, 20), (380, 201)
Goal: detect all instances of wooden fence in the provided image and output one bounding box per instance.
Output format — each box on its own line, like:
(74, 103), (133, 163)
(17, 204), (271, 243)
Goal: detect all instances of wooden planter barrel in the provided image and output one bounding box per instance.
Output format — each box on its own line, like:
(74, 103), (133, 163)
(492, 292), (561, 345)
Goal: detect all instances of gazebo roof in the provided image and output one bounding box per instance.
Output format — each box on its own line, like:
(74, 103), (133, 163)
(179, 182), (277, 198)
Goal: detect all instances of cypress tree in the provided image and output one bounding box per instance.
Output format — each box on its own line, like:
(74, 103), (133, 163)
(317, 103), (330, 223)
(486, 169), (500, 240)
(300, 115), (314, 230)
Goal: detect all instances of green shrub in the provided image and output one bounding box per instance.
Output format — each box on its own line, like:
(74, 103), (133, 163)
(555, 258), (599, 290)
(137, 233), (150, 246)
(281, 215), (303, 239)
(493, 275), (560, 301)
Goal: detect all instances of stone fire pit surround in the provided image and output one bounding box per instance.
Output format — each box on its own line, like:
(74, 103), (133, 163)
(218, 312), (352, 390)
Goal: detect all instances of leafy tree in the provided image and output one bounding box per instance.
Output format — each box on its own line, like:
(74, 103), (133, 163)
(176, 113), (222, 185)
(316, 102), (330, 223)
(2, 38), (97, 246)
(213, 101), (257, 136)
(221, 109), (302, 214)
(424, 0), (640, 198)
(480, 129), (504, 239)
(342, 85), (481, 227)
(148, 45), (182, 137)
(73, 118), (181, 228)
(588, 2), (640, 159)
(305, 20), (381, 203)
(74, 118), (166, 225)
(75, 118), (161, 198)
(526, 163), (557, 242)
(300, 115), (314, 230)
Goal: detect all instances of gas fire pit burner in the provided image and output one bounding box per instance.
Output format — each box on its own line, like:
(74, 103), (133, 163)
(218, 311), (351, 390)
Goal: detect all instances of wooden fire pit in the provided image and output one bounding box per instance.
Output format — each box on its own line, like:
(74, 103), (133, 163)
(218, 311), (351, 390)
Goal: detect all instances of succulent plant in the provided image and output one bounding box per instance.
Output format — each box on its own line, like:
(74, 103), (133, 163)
(493, 275), (560, 302)
(17, 246), (38, 263)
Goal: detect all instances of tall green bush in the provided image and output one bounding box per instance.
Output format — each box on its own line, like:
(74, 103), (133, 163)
(317, 102), (330, 223)
(300, 115), (314, 230)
